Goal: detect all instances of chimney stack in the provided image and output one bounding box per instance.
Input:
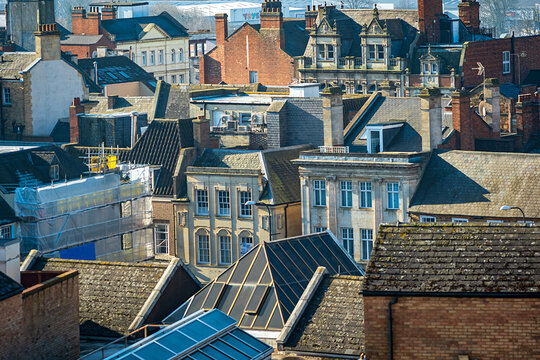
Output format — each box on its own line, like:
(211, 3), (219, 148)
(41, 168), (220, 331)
(193, 115), (210, 154)
(69, 97), (84, 143)
(451, 89), (475, 150)
(321, 86), (344, 147)
(483, 78), (501, 135)
(305, 6), (318, 30)
(71, 6), (87, 34)
(419, 88), (443, 152)
(516, 93), (540, 148)
(101, 5), (117, 20)
(215, 14), (228, 47)
(260, 0), (284, 48)
(380, 81), (396, 97)
(86, 6), (101, 35)
(34, 23), (61, 61)
(418, 0), (443, 44)
(458, 0), (481, 34)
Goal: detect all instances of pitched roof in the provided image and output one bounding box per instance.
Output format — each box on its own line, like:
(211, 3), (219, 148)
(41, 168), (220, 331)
(192, 149), (261, 170)
(363, 224), (540, 294)
(152, 81), (190, 120)
(77, 56), (157, 91)
(0, 52), (37, 79)
(121, 119), (194, 196)
(29, 257), (199, 337)
(165, 232), (363, 332)
(83, 95), (155, 116)
(0, 145), (88, 193)
(0, 196), (16, 226)
(409, 150), (540, 219)
(262, 145), (312, 204)
(411, 45), (464, 75)
(282, 275), (364, 357)
(0, 270), (23, 301)
(61, 34), (104, 46)
(107, 309), (273, 360)
(341, 9), (419, 29)
(101, 12), (189, 42)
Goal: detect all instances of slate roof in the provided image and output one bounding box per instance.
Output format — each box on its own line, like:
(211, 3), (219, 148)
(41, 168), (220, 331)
(165, 232), (362, 332)
(0, 270), (23, 301)
(101, 12), (189, 42)
(61, 34), (105, 46)
(0, 145), (88, 193)
(192, 149), (261, 170)
(411, 45), (464, 75)
(83, 95), (155, 116)
(283, 275), (364, 357)
(77, 56), (157, 91)
(0, 196), (16, 226)
(363, 224), (540, 294)
(30, 257), (176, 337)
(409, 150), (540, 219)
(152, 81), (190, 120)
(121, 119), (194, 197)
(0, 52), (37, 79)
(523, 69), (540, 87)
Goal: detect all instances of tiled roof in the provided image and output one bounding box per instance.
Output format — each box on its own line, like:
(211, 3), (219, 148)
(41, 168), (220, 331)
(0, 52), (37, 79)
(29, 257), (189, 337)
(240, 19), (308, 58)
(283, 275), (364, 357)
(192, 149), (261, 170)
(101, 12), (189, 42)
(83, 95), (155, 115)
(61, 34), (104, 46)
(263, 145), (312, 204)
(0, 145), (88, 193)
(121, 119), (194, 196)
(0, 270), (23, 301)
(77, 56), (157, 91)
(165, 232), (362, 332)
(342, 9), (419, 29)
(411, 45), (464, 75)
(0, 196), (16, 225)
(409, 150), (540, 219)
(363, 224), (540, 294)
(152, 81), (190, 120)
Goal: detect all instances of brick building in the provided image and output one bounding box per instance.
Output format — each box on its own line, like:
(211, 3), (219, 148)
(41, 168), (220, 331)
(199, 0), (308, 86)
(362, 223), (540, 360)
(0, 269), (80, 360)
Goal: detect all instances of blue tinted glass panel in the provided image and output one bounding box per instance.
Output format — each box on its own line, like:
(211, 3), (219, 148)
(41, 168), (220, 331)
(201, 345), (233, 359)
(134, 342), (175, 360)
(189, 351), (213, 360)
(181, 320), (215, 342)
(221, 334), (260, 357)
(212, 339), (250, 360)
(245, 285), (269, 314)
(158, 330), (196, 353)
(231, 329), (271, 352)
(201, 310), (236, 331)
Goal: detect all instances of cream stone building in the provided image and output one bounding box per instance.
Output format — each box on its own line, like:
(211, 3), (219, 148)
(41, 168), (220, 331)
(294, 87), (447, 264)
(101, 13), (190, 84)
(175, 145), (310, 282)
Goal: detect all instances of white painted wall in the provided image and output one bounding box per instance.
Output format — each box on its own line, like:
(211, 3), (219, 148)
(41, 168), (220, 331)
(30, 60), (87, 137)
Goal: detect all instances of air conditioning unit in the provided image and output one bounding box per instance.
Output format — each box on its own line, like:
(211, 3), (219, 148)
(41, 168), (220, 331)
(251, 113), (263, 125)
(238, 125), (249, 132)
(226, 120), (238, 130)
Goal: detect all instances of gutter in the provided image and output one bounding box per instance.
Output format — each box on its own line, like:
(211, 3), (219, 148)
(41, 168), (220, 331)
(388, 297), (398, 360)
(362, 291), (540, 298)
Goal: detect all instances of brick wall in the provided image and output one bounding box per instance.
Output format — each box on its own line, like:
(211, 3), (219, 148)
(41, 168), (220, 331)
(152, 199), (176, 256)
(462, 36), (540, 88)
(61, 35), (116, 59)
(418, 0), (442, 43)
(0, 294), (24, 359)
(364, 295), (540, 360)
(21, 271), (80, 360)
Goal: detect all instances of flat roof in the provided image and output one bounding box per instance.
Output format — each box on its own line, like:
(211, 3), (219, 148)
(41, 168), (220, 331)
(89, 1), (148, 6)
(191, 94), (288, 105)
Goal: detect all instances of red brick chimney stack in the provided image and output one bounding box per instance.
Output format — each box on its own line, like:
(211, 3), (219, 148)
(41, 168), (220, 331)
(71, 7), (86, 34)
(193, 115), (211, 154)
(215, 13), (228, 47)
(516, 93), (540, 148)
(101, 5), (117, 20)
(305, 6), (318, 30)
(452, 90), (475, 150)
(69, 98), (84, 144)
(260, 0), (284, 48)
(458, 0), (481, 34)
(418, 0), (443, 44)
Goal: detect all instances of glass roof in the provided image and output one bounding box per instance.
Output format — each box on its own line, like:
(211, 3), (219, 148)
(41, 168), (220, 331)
(106, 310), (273, 360)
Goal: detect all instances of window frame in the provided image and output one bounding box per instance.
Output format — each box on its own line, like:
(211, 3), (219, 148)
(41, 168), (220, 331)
(317, 44), (326, 60)
(178, 48), (183, 63)
(150, 50), (155, 65)
(313, 180), (327, 207)
(154, 223), (169, 255)
(386, 182), (400, 210)
(314, 226), (326, 233)
(171, 49), (176, 63)
(197, 233), (210, 264)
(0, 225), (12, 239)
(249, 71), (258, 84)
(196, 189), (209, 216)
(368, 44), (376, 60)
(361, 228), (373, 261)
(141, 51), (147, 66)
(50, 164), (59, 181)
(216, 190), (230, 217)
(340, 181), (353, 208)
(240, 235), (253, 257)
(452, 218), (469, 223)
(420, 215), (437, 223)
(502, 51), (511, 74)
(359, 181), (372, 208)
(377, 45), (384, 60)
(2, 87), (11, 105)
(327, 44), (334, 59)
(341, 227), (354, 257)
(158, 49), (164, 65)
(238, 191), (252, 218)
(219, 235), (232, 265)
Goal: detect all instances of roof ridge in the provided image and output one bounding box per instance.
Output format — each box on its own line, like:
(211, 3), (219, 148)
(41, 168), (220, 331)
(40, 257), (169, 268)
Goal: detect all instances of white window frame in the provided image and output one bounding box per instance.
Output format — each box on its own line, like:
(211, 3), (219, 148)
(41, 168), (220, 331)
(171, 75), (177, 84)
(238, 191), (252, 218)
(387, 182), (400, 210)
(359, 181), (372, 208)
(219, 235), (232, 265)
(342, 227), (354, 257)
(154, 223), (169, 255)
(197, 234), (210, 264)
(340, 181), (353, 208)
(196, 189), (209, 216)
(50, 164), (59, 181)
(217, 190), (230, 217)
(3, 87), (11, 105)
(314, 226), (326, 233)
(240, 236), (253, 256)
(368, 44), (376, 60)
(249, 71), (258, 84)
(420, 215), (437, 223)
(141, 51), (147, 66)
(377, 44), (384, 60)
(150, 50), (155, 65)
(452, 218), (469, 223)
(178, 48), (183, 63)
(487, 220), (503, 223)
(0, 225), (12, 239)
(361, 228), (373, 261)
(317, 44), (325, 60)
(171, 49), (176, 63)
(313, 180), (326, 207)
(158, 49), (164, 65)
(327, 44), (334, 59)
(502, 51), (511, 74)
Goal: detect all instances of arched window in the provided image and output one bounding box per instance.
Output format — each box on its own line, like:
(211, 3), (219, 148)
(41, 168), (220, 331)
(356, 84), (363, 94)
(196, 228), (210, 264)
(368, 84), (377, 94)
(171, 49), (176, 63)
(178, 48), (183, 63)
(217, 229), (232, 265)
(238, 230), (254, 257)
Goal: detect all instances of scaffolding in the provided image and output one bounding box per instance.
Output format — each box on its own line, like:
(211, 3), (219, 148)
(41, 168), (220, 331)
(15, 169), (154, 262)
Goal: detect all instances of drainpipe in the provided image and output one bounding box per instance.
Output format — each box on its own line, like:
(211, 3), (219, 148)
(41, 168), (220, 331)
(283, 203), (289, 238)
(388, 297), (398, 360)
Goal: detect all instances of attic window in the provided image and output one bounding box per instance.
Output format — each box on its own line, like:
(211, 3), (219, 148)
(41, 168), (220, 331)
(106, 71), (118, 80)
(245, 285), (270, 314)
(202, 282), (227, 310)
(118, 71), (130, 79)
(362, 123), (404, 154)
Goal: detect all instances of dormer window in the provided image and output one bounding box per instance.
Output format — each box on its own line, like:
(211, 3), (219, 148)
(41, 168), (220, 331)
(362, 123), (404, 154)
(368, 44), (385, 61)
(423, 63), (430, 74)
(318, 44), (335, 60)
(432, 63), (438, 74)
(327, 45), (334, 59)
